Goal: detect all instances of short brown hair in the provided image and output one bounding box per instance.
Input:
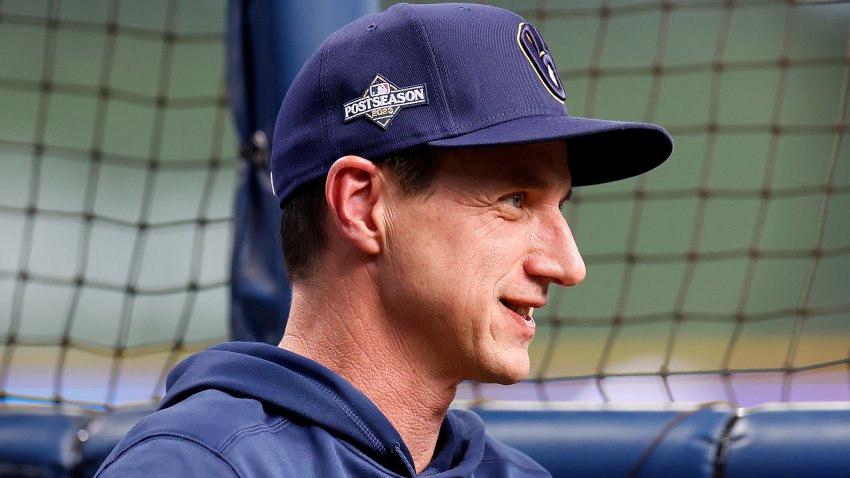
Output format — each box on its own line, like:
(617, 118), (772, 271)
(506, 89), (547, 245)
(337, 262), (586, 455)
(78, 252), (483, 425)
(280, 146), (442, 281)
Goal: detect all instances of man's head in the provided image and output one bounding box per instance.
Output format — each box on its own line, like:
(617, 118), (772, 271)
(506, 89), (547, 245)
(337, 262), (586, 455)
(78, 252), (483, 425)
(272, 3), (672, 383)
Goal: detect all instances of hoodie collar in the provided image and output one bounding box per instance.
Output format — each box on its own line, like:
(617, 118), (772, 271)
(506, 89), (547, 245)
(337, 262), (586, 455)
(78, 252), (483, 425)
(160, 342), (486, 477)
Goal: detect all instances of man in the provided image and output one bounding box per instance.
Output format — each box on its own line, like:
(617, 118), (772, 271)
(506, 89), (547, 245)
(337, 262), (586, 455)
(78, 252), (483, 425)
(97, 3), (671, 477)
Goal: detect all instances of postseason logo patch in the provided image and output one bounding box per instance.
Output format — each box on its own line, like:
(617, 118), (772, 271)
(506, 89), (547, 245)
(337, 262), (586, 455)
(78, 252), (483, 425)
(343, 75), (427, 129)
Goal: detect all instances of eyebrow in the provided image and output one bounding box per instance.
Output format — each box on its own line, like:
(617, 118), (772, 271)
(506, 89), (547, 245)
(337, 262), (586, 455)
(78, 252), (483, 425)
(506, 171), (573, 204)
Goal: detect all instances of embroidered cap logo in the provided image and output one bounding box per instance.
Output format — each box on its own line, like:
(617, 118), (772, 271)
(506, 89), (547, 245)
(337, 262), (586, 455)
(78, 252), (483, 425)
(343, 75), (428, 129)
(517, 23), (566, 103)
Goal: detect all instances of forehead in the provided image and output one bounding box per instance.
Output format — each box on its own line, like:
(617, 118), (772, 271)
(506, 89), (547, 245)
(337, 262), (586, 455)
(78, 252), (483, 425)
(434, 140), (571, 192)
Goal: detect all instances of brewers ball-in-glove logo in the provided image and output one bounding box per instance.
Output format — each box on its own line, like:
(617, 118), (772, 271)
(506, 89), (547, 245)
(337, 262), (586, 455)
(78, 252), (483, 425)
(343, 75), (428, 129)
(517, 23), (567, 103)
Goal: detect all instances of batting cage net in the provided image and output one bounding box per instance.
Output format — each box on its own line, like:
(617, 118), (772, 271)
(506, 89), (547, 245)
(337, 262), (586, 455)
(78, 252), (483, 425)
(0, 0), (848, 408)
(0, 0), (234, 407)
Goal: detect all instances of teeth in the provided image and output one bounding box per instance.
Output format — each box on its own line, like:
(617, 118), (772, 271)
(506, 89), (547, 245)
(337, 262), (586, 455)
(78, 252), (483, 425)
(506, 303), (530, 317)
(503, 300), (536, 320)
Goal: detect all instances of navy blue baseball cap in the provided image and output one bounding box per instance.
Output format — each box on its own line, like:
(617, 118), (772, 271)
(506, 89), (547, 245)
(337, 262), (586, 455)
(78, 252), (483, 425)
(271, 2), (673, 208)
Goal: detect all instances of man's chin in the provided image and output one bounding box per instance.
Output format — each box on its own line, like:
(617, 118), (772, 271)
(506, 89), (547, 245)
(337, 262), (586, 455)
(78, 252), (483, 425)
(478, 355), (531, 385)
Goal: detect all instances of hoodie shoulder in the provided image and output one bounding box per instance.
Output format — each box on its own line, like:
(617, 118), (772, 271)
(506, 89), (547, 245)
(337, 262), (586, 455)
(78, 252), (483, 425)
(125, 389), (290, 452)
(97, 389), (297, 477)
(96, 434), (238, 478)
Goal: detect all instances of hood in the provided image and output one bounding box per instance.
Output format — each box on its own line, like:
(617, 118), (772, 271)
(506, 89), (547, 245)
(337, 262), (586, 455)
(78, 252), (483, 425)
(159, 342), (487, 477)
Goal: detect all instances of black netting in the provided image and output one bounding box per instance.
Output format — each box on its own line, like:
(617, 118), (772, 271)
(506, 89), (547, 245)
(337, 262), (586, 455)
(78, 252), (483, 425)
(0, 0), (235, 408)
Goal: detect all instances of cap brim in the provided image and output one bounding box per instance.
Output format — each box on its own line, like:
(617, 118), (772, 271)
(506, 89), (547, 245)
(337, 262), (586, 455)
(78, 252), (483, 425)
(427, 115), (673, 187)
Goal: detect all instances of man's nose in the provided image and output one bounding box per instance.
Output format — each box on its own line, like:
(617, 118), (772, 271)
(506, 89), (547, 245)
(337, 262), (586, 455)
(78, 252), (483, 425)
(524, 209), (586, 287)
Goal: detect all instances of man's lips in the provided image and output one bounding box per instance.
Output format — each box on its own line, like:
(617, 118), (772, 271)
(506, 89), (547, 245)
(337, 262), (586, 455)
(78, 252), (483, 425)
(499, 299), (540, 321)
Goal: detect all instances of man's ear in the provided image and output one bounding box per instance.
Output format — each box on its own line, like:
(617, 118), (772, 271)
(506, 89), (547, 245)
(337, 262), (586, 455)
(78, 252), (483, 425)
(325, 155), (382, 255)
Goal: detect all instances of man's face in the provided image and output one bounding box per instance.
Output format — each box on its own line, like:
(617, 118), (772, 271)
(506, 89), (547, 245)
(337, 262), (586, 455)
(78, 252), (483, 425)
(375, 140), (586, 384)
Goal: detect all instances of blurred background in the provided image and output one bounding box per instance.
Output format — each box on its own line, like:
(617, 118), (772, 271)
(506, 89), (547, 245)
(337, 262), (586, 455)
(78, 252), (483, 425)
(0, 0), (848, 409)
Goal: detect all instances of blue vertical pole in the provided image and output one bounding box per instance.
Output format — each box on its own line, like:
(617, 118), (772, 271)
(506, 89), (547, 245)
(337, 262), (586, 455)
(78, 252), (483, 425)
(227, 0), (378, 343)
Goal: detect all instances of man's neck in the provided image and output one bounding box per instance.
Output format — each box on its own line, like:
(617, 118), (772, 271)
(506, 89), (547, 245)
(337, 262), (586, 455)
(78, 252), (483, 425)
(280, 284), (458, 474)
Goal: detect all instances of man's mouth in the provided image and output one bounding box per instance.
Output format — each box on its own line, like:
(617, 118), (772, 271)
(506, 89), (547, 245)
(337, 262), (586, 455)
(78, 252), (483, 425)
(500, 299), (534, 321)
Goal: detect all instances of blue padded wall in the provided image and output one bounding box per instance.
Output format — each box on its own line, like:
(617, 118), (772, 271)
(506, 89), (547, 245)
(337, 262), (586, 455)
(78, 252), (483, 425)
(723, 404), (850, 478)
(476, 404), (735, 478)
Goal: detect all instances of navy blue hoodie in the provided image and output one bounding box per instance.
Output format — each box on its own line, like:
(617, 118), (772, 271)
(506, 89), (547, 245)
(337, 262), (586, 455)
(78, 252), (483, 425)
(96, 342), (550, 477)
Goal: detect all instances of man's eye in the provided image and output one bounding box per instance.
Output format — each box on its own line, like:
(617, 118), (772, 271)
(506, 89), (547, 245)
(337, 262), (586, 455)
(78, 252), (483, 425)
(508, 193), (523, 208)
